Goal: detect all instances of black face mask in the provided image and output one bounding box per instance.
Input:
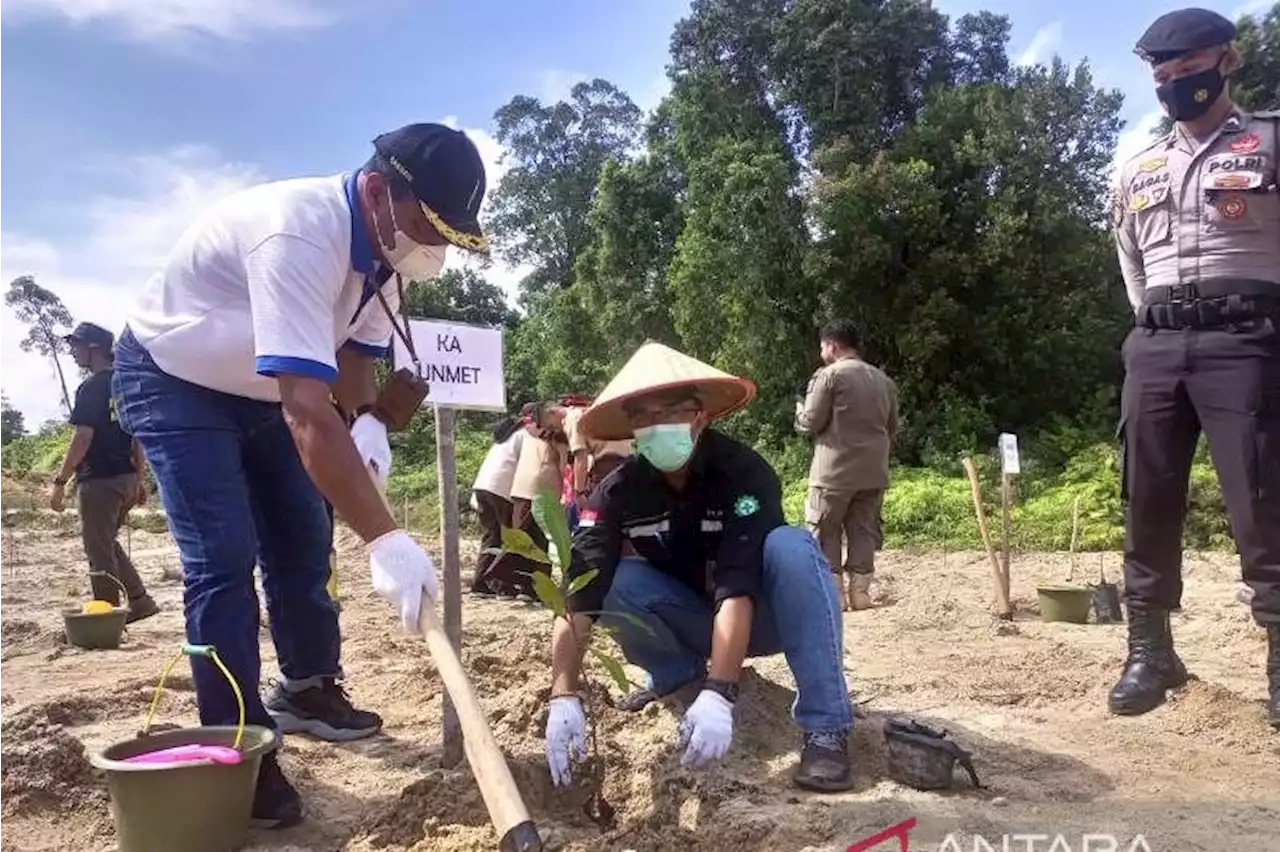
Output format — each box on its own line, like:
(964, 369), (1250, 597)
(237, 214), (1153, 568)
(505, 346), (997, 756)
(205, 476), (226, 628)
(1156, 63), (1226, 122)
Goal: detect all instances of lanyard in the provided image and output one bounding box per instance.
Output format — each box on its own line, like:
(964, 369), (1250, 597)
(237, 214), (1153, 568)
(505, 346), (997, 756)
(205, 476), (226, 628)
(374, 273), (423, 378)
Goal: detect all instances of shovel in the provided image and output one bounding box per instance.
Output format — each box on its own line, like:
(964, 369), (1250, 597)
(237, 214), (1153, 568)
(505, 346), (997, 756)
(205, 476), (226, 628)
(1092, 554), (1124, 623)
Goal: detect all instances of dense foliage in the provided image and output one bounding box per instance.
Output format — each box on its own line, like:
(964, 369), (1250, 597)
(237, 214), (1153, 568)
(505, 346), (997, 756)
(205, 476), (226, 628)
(4, 3), (1276, 553)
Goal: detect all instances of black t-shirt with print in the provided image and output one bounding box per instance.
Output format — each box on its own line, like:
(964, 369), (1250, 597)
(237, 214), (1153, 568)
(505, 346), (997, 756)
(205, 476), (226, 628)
(69, 369), (135, 481)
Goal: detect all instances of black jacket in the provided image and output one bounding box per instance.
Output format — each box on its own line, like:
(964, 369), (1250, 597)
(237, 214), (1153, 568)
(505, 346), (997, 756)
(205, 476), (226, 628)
(566, 429), (786, 616)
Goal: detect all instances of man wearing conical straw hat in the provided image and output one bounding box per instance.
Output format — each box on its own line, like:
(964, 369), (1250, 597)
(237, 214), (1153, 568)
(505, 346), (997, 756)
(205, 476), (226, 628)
(543, 342), (856, 792)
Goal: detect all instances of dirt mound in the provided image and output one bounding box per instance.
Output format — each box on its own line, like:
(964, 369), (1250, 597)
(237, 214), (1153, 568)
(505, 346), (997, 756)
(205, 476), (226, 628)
(0, 707), (106, 815)
(1, 619), (42, 642)
(1162, 680), (1274, 753)
(352, 629), (841, 852)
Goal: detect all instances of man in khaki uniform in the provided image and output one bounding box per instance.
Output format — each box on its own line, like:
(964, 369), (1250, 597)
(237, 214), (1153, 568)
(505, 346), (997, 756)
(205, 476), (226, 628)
(796, 320), (899, 611)
(1109, 7), (1279, 729)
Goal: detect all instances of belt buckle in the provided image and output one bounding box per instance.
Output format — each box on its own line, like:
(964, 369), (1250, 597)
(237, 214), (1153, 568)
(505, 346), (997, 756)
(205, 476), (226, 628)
(1168, 282), (1198, 306)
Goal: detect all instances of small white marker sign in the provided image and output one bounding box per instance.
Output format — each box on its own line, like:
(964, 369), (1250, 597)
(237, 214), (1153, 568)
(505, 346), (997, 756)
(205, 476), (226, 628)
(999, 432), (1021, 475)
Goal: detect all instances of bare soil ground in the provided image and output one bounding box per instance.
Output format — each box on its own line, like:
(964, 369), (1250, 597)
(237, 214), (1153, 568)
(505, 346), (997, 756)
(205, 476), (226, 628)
(2, 515), (1277, 852)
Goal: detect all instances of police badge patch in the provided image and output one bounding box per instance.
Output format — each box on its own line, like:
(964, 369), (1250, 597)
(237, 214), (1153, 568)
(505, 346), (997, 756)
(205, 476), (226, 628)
(734, 495), (760, 518)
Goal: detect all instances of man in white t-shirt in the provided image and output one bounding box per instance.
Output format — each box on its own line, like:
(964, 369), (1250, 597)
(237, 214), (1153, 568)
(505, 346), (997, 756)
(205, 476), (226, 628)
(469, 418), (526, 595)
(111, 123), (489, 828)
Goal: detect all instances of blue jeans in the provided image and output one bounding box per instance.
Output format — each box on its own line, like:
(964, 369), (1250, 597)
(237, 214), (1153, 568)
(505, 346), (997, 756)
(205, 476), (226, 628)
(112, 330), (340, 729)
(599, 525), (853, 734)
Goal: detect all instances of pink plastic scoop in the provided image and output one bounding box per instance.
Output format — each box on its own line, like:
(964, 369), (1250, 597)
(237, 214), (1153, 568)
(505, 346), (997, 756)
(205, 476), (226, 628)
(124, 744), (242, 766)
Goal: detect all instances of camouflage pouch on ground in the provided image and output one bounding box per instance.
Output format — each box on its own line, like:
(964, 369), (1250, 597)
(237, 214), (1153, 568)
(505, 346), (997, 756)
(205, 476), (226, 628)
(883, 718), (983, 791)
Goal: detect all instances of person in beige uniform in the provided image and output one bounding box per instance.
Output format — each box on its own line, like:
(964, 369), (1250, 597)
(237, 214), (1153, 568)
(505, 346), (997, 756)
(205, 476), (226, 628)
(1109, 7), (1279, 729)
(796, 320), (899, 612)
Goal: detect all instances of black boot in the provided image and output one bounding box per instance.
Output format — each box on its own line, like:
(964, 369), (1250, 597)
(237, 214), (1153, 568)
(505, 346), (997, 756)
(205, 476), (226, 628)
(1266, 624), (1279, 731)
(1108, 608), (1188, 716)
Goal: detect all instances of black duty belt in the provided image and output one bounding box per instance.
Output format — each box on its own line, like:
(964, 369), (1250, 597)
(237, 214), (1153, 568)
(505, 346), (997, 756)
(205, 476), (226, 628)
(1138, 279), (1279, 330)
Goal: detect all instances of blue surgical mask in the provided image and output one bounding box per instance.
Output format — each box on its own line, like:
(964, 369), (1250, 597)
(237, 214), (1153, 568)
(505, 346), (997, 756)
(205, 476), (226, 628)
(634, 423), (696, 471)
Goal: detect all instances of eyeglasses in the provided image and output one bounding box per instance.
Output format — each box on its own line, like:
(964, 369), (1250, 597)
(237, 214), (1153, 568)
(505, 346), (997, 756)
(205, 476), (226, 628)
(626, 402), (701, 429)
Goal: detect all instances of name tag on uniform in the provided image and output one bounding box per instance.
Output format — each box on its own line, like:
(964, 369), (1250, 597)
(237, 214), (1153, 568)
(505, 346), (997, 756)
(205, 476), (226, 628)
(1207, 171), (1265, 190)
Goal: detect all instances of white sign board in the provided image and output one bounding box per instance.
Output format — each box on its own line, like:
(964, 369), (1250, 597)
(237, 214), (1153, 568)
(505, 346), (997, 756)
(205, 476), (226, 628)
(392, 318), (506, 411)
(998, 432), (1021, 475)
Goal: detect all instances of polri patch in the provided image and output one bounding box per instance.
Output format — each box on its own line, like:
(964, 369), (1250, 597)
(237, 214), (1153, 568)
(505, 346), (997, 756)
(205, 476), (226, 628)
(734, 495), (760, 518)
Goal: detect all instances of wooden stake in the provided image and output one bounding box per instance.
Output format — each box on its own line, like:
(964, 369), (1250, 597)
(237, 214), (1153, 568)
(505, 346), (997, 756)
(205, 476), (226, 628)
(962, 458), (1013, 618)
(435, 404), (464, 768)
(1069, 494), (1081, 582)
(1000, 473), (1013, 604)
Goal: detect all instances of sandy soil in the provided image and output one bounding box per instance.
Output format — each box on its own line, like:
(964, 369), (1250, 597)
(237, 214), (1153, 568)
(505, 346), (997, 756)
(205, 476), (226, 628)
(1, 516), (1277, 852)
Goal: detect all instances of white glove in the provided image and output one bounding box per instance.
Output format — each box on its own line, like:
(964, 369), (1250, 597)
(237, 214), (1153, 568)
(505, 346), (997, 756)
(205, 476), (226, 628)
(677, 689), (734, 768)
(351, 413), (392, 487)
(545, 696), (588, 787)
(368, 530), (438, 631)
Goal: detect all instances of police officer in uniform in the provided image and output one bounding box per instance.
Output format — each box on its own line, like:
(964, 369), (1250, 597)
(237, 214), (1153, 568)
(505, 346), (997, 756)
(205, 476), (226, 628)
(1110, 8), (1279, 728)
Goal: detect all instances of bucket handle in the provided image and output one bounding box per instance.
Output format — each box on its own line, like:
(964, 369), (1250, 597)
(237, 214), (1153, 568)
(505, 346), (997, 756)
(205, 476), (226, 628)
(143, 643), (246, 750)
(88, 571), (130, 611)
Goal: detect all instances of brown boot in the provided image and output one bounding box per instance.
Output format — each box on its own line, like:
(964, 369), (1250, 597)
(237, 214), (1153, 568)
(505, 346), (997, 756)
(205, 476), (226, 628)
(849, 573), (873, 610)
(126, 594), (160, 624)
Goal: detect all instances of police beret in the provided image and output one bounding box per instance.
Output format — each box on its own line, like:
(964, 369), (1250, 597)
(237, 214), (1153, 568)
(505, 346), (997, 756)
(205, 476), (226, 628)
(1135, 8), (1236, 62)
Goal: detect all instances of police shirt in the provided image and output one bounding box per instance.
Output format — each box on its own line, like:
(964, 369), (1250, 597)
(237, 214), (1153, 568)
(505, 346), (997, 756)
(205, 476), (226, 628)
(69, 370), (136, 481)
(565, 429), (786, 616)
(1112, 109), (1280, 309)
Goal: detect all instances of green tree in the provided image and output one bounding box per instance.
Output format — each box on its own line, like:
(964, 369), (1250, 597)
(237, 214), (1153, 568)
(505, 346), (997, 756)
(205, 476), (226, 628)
(1234, 2), (1280, 111)
(1, 394), (26, 445)
(4, 276), (75, 415)
(486, 79), (643, 303)
(808, 58), (1129, 462)
(401, 268), (516, 328)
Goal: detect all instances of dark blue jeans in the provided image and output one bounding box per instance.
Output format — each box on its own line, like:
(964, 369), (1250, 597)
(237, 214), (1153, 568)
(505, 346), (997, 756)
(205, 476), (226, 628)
(599, 526), (854, 734)
(112, 330), (341, 729)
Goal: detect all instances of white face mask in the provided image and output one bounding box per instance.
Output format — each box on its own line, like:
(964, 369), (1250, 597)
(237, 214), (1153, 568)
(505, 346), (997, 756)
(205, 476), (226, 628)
(376, 191), (447, 281)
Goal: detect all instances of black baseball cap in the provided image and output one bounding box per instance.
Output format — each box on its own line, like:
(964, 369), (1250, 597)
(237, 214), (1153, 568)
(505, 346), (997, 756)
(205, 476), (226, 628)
(64, 322), (114, 349)
(372, 123), (490, 255)
(1135, 8), (1236, 63)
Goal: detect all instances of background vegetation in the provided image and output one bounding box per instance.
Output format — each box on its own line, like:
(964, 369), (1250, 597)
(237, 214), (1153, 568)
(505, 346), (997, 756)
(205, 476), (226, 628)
(5, 1), (1276, 555)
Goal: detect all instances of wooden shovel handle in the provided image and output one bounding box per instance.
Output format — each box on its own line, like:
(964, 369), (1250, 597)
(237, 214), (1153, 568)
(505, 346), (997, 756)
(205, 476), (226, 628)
(366, 465), (542, 851)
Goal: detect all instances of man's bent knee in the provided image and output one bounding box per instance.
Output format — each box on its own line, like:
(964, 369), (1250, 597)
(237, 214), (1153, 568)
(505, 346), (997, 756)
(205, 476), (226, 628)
(764, 525), (831, 574)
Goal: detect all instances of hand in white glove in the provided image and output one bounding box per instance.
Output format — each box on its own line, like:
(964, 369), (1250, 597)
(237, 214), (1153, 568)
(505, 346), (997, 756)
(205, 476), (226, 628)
(351, 413), (392, 487)
(545, 696), (588, 787)
(368, 530), (438, 631)
(677, 689), (734, 768)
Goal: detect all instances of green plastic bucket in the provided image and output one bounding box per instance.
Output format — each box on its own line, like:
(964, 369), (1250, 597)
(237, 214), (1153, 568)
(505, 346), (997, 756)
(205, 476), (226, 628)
(91, 725), (277, 852)
(1037, 584), (1094, 624)
(90, 642), (273, 852)
(62, 607), (128, 649)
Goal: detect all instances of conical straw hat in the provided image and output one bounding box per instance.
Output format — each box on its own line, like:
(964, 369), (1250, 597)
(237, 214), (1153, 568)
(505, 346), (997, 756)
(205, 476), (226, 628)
(579, 342), (757, 441)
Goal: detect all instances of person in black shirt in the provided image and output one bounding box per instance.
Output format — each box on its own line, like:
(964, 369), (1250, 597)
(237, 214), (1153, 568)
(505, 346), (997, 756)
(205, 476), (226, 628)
(543, 342), (855, 793)
(50, 323), (159, 622)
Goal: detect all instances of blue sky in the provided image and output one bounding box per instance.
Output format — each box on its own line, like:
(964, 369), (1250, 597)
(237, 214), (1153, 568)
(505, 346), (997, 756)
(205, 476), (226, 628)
(1, 0), (1267, 425)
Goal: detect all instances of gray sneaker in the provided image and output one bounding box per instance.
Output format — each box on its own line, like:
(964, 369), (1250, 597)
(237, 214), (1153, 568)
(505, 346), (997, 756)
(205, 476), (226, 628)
(793, 731), (854, 792)
(264, 679), (382, 742)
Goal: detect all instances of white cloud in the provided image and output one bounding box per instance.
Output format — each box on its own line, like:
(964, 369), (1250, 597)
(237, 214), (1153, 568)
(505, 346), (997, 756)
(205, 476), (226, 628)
(3, 0), (334, 41)
(1016, 21), (1063, 68)
(436, 115), (535, 299)
(1, 124), (535, 427)
(1232, 0), (1271, 18)
(1110, 107), (1165, 180)
(2, 147), (265, 427)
